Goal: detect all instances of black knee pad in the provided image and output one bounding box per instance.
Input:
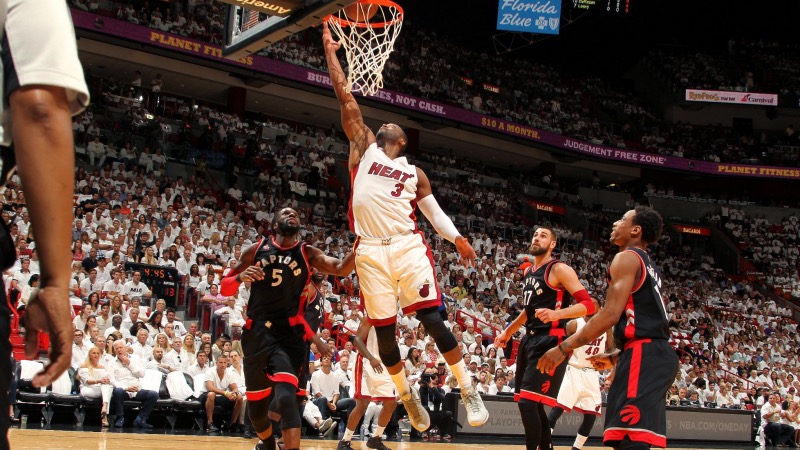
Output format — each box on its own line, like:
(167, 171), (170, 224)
(416, 307), (457, 353)
(375, 324), (402, 367)
(273, 383), (302, 430)
(578, 414), (596, 436)
(248, 397), (272, 434)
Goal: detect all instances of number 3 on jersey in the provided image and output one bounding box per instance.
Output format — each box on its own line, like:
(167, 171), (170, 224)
(390, 183), (403, 197)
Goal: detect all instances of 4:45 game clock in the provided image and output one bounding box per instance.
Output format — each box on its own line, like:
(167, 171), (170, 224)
(125, 262), (180, 307)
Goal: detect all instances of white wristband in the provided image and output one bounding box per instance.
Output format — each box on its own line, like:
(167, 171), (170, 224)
(417, 195), (460, 244)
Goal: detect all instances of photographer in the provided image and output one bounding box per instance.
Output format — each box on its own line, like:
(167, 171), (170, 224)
(419, 369), (455, 441)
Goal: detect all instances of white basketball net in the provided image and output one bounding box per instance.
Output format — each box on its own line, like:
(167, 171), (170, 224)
(327, 1), (403, 96)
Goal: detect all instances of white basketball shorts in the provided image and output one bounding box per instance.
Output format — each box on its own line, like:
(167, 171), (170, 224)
(354, 354), (396, 401)
(355, 230), (440, 326)
(555, 364), (602, 415)
(0, 0), (89, 145)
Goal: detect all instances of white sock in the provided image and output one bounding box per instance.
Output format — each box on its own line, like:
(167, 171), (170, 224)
(374, 425), (386, 437)
(343, 428), (355, 442)
(391, 371), (411, 396)
(574, 434), (589, 449)
(451, 359), (472, 390)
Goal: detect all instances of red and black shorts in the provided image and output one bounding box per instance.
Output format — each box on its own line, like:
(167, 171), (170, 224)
(241, 319), (306, 402)
(514, 332), (568, 407)
(603, 339), (678, 449)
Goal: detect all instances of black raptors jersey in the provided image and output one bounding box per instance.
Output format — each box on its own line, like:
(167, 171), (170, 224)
(612, 247), (669, 347)
(304, 284), (324, 334)
(248, 238), (311, 321)
(521, 259), (573, 334)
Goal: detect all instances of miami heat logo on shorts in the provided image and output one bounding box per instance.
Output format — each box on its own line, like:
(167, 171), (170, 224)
(418, 281), (430, 298)
(541, 381), (551, 394)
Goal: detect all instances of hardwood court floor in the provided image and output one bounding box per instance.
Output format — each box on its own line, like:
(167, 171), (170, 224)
(9, 429), (519, 449)
(9, 429), (743, 449)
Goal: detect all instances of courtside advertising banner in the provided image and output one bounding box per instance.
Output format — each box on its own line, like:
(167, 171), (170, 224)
(685, 89), (778, 106)
(497, 0), (562, 34)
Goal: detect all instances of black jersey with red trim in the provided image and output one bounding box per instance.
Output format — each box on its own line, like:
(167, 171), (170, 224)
(248, 238), (311, 321)
(612, 247), (669, 347)
(521, 259), (573, 334)
(304, 284), (324, 333)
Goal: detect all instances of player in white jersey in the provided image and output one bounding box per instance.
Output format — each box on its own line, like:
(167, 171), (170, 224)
(548, 301), (614, 450)
(338, 320), (396, 450)
(323, 23), (488, 431)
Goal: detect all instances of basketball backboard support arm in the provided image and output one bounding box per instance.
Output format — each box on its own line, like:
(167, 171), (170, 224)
(222, 0), (355, 61)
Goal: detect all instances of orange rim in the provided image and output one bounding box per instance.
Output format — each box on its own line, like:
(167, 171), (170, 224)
(326, 0), (404, 29)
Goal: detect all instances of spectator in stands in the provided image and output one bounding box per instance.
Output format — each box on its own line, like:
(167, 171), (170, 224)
(104, 314), (131, 341)
(181, 334), (198, 369)
(163, 337), (184, 371)
(122, 270), (151, 302)
(202, 354), (243, 432)
(311, 355), (356, 431)
(187, 348), (213, 378)
(131, 328), (152, 362)
(164, 308), (186, 336)
(108, 340), (159, 428)
(71, 329), (89, 371)
(78, 346), (114, 427)
(146, 311), (164, 336)
(121, 307), (141, 331)
(762, 392), (796, 446)
(72, 304), (93, 333)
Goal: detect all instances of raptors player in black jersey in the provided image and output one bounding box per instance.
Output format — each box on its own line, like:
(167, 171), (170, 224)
(220, 208), (355, 450)
(297, 269), (326, 400)
(538, 206), (678, 450)
(495, 226), (597, 450)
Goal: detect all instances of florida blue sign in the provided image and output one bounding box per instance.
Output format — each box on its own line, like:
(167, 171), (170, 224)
(496, 0), (562, 34)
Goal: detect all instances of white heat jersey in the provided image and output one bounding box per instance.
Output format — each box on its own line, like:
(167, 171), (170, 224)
(351, 143), (418, 238)
(569, 317), (607, 369)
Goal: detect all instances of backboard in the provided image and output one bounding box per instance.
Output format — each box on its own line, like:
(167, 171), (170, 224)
(220, 0), (356, 60)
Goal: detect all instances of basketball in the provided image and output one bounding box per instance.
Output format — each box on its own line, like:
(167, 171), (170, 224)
(344, 2), (377, 23)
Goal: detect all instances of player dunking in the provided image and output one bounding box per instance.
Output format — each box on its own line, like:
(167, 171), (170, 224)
(338, 319), (397, 450)
(220, 208), (355, 450)
(323, 22), (489, 430)
(538, 206), (678, 450)
(1, 1), (90, 447)
(548, 300), (613, 450)
(494, 227), (597, 450)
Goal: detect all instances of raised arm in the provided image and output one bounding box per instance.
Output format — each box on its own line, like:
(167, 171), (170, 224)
(415, 167), (475, 265)
(322, 22), (375, 170)
(306, 244), (355, 277)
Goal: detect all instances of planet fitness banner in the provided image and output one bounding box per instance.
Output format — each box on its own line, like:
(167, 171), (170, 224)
(72, 10), (800, 180)
(496, 0), (562, 35)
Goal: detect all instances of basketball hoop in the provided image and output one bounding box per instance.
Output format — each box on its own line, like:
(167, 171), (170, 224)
(326, 0), (404, 96)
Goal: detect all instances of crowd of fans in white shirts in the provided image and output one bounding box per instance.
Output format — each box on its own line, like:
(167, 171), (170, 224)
(69, 0), (800, 168)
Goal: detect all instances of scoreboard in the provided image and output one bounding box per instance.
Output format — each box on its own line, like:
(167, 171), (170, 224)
(573, 0), (631, 13)
(125, 262), (180, 307)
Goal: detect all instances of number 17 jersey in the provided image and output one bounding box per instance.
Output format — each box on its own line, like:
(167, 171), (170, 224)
(350, 143), (418, 238)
